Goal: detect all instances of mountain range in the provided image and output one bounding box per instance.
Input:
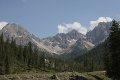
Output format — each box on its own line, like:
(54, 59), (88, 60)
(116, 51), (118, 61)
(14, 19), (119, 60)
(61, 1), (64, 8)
(0, 21), (112, 57)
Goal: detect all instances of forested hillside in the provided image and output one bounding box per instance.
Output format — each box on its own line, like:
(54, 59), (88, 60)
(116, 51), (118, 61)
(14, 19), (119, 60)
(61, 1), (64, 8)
(0, 33), (47, 74)
(0, 33), (92, 74)
(75, 41), (107, 72)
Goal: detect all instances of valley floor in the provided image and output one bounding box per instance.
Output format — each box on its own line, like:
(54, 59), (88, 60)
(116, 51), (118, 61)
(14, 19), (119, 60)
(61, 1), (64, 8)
(0, 71), (111, 80)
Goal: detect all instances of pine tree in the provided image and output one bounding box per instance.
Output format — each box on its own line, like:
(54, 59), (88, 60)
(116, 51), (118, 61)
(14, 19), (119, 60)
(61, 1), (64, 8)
(23, 45), (28, 64)
(40, 52), (45, 70)
(106, 20), (120, 79)
(4, 55), (10, 74)
(27, 42), (33, 67)
(104, 40), (112, 77)
(33, 47), (39, 68)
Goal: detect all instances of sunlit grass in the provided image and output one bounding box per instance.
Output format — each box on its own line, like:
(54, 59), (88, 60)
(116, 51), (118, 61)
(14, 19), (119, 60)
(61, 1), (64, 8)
(0, 71), (112, 80)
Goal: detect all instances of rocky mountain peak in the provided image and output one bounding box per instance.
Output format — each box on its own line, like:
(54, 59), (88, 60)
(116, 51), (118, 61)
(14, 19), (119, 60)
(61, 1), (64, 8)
(0, 23), (33, 45)
(67, 29), (85, 40)
(42, 29), (87, 54)
(2, 23), (30, 37)
(67, 29), (79, 34)
(86, 22), (112, 44)
(0, 21), (113, 55)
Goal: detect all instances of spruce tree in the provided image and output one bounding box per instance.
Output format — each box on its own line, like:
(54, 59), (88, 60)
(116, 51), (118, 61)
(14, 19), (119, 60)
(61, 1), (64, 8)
(107, 20), (120, 79)
(4, 55), (10, 74)
(40, 52), (45, 70)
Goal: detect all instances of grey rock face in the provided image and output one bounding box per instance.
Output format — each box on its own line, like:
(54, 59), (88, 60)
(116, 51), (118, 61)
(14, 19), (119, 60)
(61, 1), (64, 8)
(0, 23), (53, 53)
(86, 22), (112, 44)
(0, 22), (112, 55)
(62, 38), (94, 58)
(60, 22), (112, 58)
(67, 30), (85, 40)
(42, 30), (87, 54)
(0, 23), (32, 45)
(43, 22), (112, 55)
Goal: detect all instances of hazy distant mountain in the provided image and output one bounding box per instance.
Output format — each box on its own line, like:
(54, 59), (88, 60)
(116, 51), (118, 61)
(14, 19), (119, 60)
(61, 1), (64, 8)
(0, 21), (112, 56)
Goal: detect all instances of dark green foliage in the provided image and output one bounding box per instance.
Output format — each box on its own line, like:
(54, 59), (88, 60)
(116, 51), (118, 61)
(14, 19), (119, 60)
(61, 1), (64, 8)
(0, 33), (85, 74)
(105, 20), (120, 79)
(75, 42), (106, 72)
(39, 52), (45, 70)
(4, 55), (10, 74)
(103, 39), (112, 78)
(0, 33), (47, 74)
(2, 22), (120, 75)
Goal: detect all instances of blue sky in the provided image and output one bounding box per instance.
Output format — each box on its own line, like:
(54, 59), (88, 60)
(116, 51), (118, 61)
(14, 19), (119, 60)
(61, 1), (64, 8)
(0, 0), (120, 37)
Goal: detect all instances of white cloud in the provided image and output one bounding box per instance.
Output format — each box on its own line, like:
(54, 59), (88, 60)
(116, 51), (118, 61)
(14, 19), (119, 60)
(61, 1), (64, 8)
(58, 25), (67, 33)
(0, 22), (8, 30)
(58, 22), (87, 35)
(90, 17), (113, 30)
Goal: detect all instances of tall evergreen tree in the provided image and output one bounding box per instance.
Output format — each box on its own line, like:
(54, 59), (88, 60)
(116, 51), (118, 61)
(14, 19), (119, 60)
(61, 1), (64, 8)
(27, 42), (33, 67)
(40, 52), (45, 70)
(4, 55), (10, 74)
(106, 20), (120, 79)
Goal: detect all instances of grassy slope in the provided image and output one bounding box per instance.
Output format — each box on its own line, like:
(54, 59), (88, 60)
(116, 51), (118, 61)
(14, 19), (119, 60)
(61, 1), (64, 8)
(0, 71), (111, 80)
(82, 71), (112, 80)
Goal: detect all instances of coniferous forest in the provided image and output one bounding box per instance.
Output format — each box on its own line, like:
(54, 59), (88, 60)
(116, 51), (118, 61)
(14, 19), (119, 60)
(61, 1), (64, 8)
(0, 33), (46, 74)
(0, 20), (120, 80)
(0, 32), (105, 75)
(0, 32), (92, 74)
(1, 0), (120, 80)
(104, 20), (120, 80)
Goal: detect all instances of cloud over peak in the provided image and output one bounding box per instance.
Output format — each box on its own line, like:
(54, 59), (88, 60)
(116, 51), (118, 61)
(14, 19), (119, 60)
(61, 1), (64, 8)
(0, 22), (8, 30)
(57, 17), (113, 35)
(58, 22), (87, 35)
(90, 17), (113, 30)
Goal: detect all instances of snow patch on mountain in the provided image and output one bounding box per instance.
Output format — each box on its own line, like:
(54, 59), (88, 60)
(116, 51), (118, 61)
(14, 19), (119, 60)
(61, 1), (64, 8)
(0, 22), (8, 30)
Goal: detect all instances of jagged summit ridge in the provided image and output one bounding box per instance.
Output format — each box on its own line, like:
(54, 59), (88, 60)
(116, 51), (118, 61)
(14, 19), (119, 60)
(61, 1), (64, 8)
(0, 21), (112, 55)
